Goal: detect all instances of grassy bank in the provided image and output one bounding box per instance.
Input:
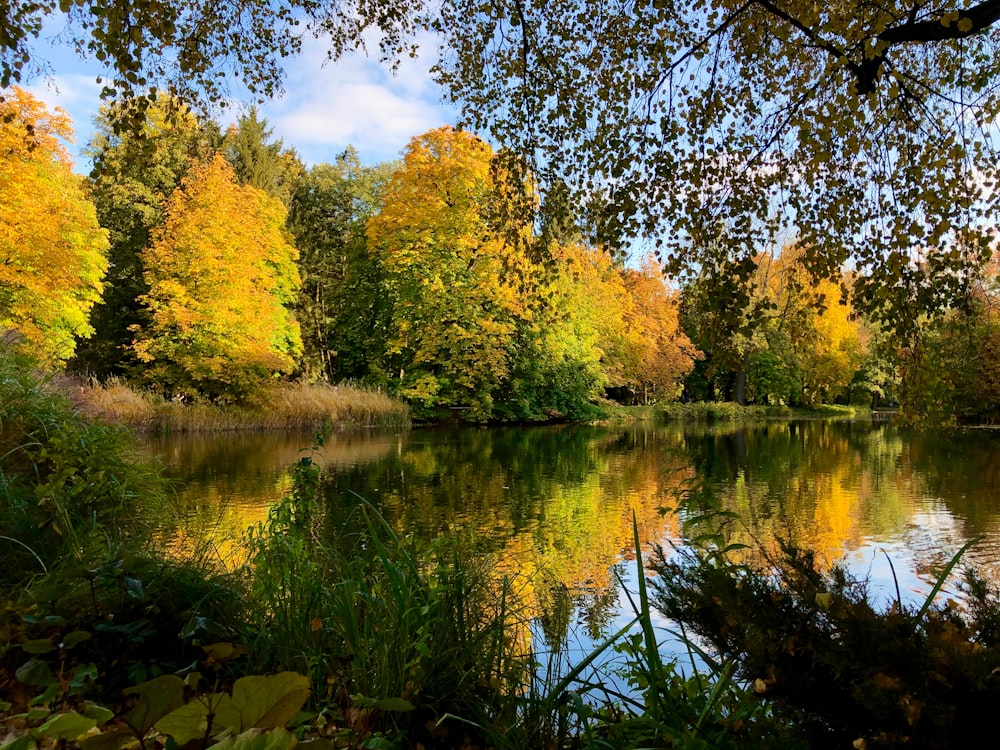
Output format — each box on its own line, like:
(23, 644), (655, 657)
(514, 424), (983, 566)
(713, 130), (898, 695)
(658, 401), (867, 422)
(66, 376), (410, 432)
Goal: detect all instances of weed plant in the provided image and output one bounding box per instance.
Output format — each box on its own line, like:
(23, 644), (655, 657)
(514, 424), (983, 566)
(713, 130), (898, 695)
(0, 348), (164, 583)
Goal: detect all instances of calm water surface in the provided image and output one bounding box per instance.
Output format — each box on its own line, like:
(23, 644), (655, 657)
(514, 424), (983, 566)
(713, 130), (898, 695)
(142, 419), (1000, 658)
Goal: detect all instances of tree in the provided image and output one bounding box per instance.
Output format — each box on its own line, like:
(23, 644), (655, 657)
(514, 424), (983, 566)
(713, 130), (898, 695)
(287, 149), (395, 381)
(0, 87), (108, 365)
(75, 95), (218, 376)
(132, 154), (302, 400)
(7, 2), (998, 328)
(223, 107), (302, 205)
(368, 126), (540, 420)
(622, 256), (699, 404)
(439, 1), (1000, 330)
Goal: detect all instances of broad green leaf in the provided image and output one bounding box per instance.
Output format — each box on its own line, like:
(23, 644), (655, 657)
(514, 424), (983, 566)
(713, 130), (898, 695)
(37, 712), (98, 740)
(80, 728), (134, 750)
(208, 728), (298, 750)
(214, 673), (310, 732)
(82, 702), (115, 723)
(15, 659), (53, 687)
(155, 695), (222, 746)
(21, 639), (56, 655)
(62, 630), (93, 649)
(123, 675), (185, 734)
(0, 735), (35, 750)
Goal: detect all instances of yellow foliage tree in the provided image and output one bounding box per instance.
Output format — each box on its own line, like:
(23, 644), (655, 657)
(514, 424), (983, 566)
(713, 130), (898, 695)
(368, 126), (539, 420)
(132, 154), (302, 400)
(0, 87), (108, 365)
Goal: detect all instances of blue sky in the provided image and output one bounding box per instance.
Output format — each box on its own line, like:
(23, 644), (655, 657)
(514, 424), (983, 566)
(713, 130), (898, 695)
(21, 26), (459, 173)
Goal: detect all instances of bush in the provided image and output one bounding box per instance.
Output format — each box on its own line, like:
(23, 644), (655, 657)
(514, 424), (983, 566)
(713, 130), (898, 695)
(0, 344), (164, 582)
(651, 541), (1000, 749)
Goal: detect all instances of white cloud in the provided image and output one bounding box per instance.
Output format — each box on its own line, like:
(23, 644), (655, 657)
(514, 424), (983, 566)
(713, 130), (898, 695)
(22, 73), (104, 169)
(16, 26), (457, 171)
(255, 33), (457, 166)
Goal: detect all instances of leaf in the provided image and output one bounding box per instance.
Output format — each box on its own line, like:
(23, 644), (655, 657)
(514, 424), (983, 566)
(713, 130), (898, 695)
(208, 728), (298, 750)
(80, 728), (135, 750)
(82, 702), (115, 723)
(123, 675), (185, 735)
(62, 630), (93, 649)
(374, 698), (414, 713)
(155, 697), (217, 746)
(0, 735), (36, 750)
(214, 673), (310, 733)
(21, 639), (56, 655)
(15, 659), (53, 687)
(37, 712), (98, 740)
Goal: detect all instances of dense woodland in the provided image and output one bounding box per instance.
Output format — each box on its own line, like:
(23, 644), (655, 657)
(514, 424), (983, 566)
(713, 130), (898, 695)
(2, 86), (998, 424)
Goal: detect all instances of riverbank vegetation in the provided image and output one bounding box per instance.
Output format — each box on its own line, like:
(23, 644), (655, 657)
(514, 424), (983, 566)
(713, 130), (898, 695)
(4, 351), (999, 748)
(4, 86), (998, 427)
(70, 376), (410, 432)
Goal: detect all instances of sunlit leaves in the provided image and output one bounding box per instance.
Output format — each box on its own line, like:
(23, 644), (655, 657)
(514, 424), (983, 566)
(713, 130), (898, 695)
(0, 87), (108, 365)
(368, 126), (539, 420)
(132, 153), (302, 400)
(436, 0), (1000, 330)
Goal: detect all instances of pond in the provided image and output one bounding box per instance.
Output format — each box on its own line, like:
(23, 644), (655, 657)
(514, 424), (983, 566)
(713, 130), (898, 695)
(142, 418), (1000, 664)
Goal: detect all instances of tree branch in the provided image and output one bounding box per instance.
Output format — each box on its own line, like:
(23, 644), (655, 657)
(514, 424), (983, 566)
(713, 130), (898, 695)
(880, 0), (1000, 43)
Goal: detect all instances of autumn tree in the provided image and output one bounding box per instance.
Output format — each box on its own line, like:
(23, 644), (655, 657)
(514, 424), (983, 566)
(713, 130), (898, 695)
(6, 2), (1000, 326)
(440, 1), (1000, 331)
(287, 149), (395, 381)
(76, 95), (219, 376)
(0, 87), (108, 365)
(682, 245), (866, 405)
(368, 126), (540, 420)
(132, 154), (302, 400)
(622, 256), (699, 404)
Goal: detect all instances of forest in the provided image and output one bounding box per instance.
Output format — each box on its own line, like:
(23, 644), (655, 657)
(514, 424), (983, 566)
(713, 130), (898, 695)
(2, 85), (997, 426)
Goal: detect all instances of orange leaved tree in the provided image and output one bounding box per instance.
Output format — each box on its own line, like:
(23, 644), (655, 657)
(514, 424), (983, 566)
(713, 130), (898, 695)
(0, 87), (108, 365)
(132, 154), (302, 400)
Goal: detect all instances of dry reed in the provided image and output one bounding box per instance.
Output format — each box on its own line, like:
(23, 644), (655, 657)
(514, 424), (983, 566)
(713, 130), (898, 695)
(72, 378), (410, 432)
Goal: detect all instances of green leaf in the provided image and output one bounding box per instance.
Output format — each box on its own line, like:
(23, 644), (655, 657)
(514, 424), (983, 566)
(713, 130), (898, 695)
(15, 659), (53, 687)
(208, 728), (298, 750)
(21, 639), (56, 655)
(80, 728), (134, 750)
(214, 672), (310, 733)
(123, 675), (185, 735)
(374, 698), (414, 713)
(82, 702), (115, 723)
(155, 697), (216, 746)
(62, 630), (93, 649)
(0, 735), (36, 750)
(37, 712), (98, 741)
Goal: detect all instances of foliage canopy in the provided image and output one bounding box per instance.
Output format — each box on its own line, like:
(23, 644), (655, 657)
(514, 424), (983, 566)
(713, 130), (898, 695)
(0, 87), (108, 364)
(5, 2), (999, 327)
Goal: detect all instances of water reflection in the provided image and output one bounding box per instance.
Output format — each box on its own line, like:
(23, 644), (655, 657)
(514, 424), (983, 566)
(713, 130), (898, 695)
(144, 420), (1000, 647)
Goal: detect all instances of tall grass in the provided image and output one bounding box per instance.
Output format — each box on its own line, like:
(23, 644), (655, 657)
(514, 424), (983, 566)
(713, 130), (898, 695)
(71, 377), (410, 432)
(0, 352), (165, 583)
(242, 454), (533, 747)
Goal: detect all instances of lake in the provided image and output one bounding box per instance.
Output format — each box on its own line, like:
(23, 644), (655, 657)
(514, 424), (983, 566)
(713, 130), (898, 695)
(142, 418), (1000, 663)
